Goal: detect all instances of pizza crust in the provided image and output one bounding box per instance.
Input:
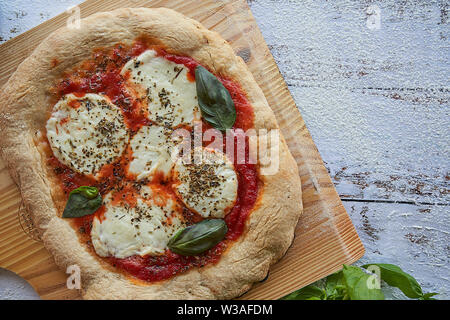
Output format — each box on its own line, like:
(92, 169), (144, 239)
(0, 8), (302, 299)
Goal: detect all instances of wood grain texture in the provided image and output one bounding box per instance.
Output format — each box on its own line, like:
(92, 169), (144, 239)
(0, 0), (364, 300)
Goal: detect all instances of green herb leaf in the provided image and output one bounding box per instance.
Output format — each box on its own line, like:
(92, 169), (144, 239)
(362, 263), (425, 299)
(281, 263), (435, 301)
(195, 65), (236, 131)
(325, 271), (344, 293)
(281, 285), (326, 300)
(325, 271), (347, 300)
(168, 219), (227, 256)
(419, 292), (439, 300)
(342, 265), (385, 300)
(62, 186), (102, 218)
(73, 186), (99, 199)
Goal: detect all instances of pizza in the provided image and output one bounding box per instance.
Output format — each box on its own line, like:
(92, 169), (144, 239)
(0, 8), (302, 299)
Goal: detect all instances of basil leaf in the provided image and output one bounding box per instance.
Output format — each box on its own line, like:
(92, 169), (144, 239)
(419, 292), (439, 300)
(325, 271), (344, 293)
(325, 271), (347, 300)
(168, 219), (227, 256)
(342, 265), (384, 300)
(281, 263), (436, 301)
(195, 65), (236, 131)
(362, 263), (424, 299)
(281, 285), (326, 300)
(73, 186), (99, 199)
(62, 186), (102, 218)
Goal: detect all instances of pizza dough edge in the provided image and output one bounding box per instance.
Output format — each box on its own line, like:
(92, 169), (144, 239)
(0, 7), (302, 299)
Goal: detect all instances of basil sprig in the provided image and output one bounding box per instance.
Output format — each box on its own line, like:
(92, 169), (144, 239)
(342, 265), (385, 300)
(195, 65), (236, 131)
(281, 263), (438, 300)
(168, 219), (228, 256)
(62, 186), (102, 218)
(361, 263), (426, 299)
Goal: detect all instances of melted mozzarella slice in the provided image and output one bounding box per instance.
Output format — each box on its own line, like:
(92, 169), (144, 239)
(121, 49), (200, 128)
(173, 148), (238, 218)
(91, 185), (186, 258)
(128, 124), (181, 180)
(46, 93), (128, 176)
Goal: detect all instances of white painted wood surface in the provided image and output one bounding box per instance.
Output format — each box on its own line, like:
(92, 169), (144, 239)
(0, 0), (448, 299)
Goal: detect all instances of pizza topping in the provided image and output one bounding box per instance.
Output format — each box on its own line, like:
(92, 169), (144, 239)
(91, 185), (187, 258)
(62, 186), (103, 218)
(128, 124), (180, 180)
(195, 66), (236, 131)
(168, 219), (228, 256)
(46, 40), (259, 282)
(173, 147), (238, 218)
(46, 93), (129, 176)
(121, 49), (200, 128)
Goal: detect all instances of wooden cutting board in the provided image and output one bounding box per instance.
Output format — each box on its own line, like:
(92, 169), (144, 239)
(0, 0), (365, 300)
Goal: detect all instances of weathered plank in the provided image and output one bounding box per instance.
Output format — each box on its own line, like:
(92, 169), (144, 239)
(248, 0), (449, 298)
(249, 0), (449, 204)
(343, 201), (449, 298)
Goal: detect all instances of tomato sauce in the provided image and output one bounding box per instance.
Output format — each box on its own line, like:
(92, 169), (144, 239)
(48, 38), (259, 283)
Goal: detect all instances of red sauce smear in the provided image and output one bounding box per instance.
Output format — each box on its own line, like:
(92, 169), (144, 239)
(48, 38), (259, 283)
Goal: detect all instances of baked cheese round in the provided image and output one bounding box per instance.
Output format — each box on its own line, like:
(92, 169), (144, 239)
(173, 147), (238, 218)
(122, 49), (200, 128)
(46, 93), (129, 176)
(128, 124), (178, 180)
(91, 185), (186, 258)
